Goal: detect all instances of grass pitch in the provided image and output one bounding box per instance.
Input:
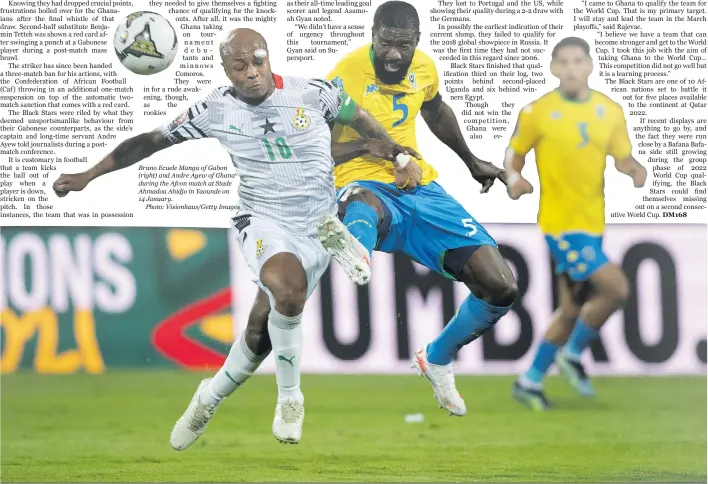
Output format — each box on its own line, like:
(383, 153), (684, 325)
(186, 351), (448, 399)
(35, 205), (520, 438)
(2, 372), (705, 482)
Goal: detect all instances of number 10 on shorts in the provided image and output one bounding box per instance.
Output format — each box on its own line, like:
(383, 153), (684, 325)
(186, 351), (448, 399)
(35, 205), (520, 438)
(462, 218), (477, 236)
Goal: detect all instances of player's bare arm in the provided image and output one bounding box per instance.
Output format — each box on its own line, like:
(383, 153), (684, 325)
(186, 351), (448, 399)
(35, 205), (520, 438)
(420, 95), (505, 193)
(53, 130), (171, 197)
(349, 104), (396, 145)
(331, 139), (406, 164)
(615, 155), (647, 188)
(503, 148), (534, 200)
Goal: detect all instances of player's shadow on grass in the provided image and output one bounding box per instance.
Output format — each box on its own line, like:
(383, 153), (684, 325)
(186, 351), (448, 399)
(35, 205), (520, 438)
(549, 398), (611, 411)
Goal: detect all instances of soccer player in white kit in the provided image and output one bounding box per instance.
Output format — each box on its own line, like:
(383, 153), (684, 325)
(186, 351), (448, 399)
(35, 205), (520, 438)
(53, 28), (421, 446)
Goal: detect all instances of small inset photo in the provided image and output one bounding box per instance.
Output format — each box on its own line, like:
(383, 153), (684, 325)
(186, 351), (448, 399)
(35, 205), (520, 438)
(113, 11), (178, 75)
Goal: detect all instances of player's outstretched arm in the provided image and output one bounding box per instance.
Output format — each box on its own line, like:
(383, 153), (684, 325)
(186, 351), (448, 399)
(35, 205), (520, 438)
(334, 104), (420, 159)
(347, 104), (396, 144)
(331, 102), (423, 185)
(615, 156), (647, 188)
(55, 87), (219, 197)
(53, 130), (171, 197)
(504, 103), (538, 200)
(420, 95), (504, 193)
(608, 109), (646, 188)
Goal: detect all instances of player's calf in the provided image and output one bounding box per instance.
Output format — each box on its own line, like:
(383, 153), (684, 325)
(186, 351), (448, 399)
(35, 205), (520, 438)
(243, 288), (273, 353)
(563, 264), (629, 366)
(198, 289), (271, 409)
(427, 246), (517, 366)
(174, 291), (273, 450)
(517, 302), (579, 394)
(337, 189), (384, 258)
(416, 246), (517, 416)
(558, 264), (629, 395)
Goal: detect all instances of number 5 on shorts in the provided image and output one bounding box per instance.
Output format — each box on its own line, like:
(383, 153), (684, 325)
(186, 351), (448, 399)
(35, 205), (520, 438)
(462, 218), (477, 236)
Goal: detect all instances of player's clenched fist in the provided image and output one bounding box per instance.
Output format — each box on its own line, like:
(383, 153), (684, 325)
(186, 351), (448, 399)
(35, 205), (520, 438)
(363, 139), (420, 162)
(363, 139), (423, 189)
(53, 173), (89, 197)
(394, 152), (423, 190)
(632, 164), (647, 188)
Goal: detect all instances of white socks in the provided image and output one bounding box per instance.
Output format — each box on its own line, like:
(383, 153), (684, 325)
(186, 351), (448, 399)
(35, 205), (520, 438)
(200, 330), (269, 405)
(268, 308), (304, 404)
(199, 308), (304, 406)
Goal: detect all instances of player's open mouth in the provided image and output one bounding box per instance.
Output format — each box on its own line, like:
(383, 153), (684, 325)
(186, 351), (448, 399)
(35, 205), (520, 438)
(383, 62), (401, 72)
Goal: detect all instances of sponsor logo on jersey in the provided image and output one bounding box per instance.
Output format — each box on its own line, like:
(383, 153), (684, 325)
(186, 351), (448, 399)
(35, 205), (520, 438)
(255, 238), (265, 258)
(365, 83), (379, 96)
(331, 76), (344, 92)
(292, 107), (310, 130)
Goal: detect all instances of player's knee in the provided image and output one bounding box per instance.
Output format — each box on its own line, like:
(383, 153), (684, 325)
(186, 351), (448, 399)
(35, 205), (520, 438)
(268, 277), (308, 315)
(594, 265), (630, 308)
(459, 246), (518, 307)
(468, 268), (518, 307)
(608, 271), (630, 307)
(489, 278), (518, 307)
(463, 261), (518, 307)
(260, 255), (308, 316)
(271, 285), (307, 316)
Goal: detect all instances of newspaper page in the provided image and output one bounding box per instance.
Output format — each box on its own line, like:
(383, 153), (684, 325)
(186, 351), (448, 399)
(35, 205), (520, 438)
(2, 0), (706, 481)
(1, 2), (706, 377)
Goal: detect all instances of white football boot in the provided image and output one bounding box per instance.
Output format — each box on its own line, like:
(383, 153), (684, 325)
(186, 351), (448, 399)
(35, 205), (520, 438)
(170, 378), (220, 451)
(272, 398), (305, 444)
(317, 212), (371, 285)
(412, 347), (467, 416)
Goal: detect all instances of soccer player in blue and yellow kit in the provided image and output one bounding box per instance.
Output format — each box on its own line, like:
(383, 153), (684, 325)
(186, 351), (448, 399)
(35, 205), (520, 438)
(326, 1), (516, 416)
(505, 37), (647, 410)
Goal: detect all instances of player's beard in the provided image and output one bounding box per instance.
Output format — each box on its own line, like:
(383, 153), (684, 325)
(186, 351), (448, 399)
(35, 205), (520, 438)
(373, 56), (412, 85)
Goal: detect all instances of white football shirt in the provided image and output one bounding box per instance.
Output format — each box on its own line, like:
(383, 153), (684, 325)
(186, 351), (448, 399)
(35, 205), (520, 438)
(159, 75), (343, 235)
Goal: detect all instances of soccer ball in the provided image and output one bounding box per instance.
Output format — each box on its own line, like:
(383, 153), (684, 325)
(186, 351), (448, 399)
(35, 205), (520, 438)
(113, 11), (178, 75)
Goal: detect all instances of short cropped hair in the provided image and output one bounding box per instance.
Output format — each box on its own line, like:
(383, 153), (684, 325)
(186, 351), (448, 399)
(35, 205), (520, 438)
(552, 37), (591, 58)
(373, 1), (420, 32)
